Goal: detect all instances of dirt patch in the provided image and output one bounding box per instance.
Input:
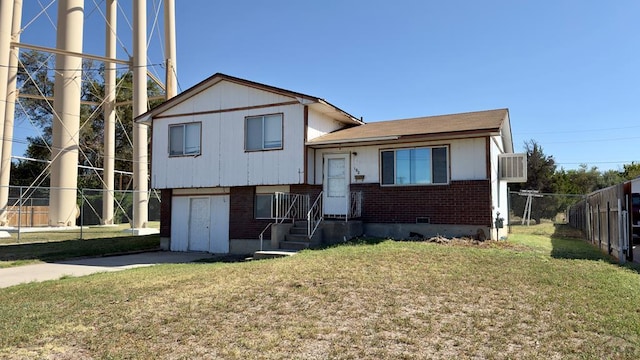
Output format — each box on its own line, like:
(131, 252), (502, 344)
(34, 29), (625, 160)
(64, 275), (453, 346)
(398, 234), (529, 250)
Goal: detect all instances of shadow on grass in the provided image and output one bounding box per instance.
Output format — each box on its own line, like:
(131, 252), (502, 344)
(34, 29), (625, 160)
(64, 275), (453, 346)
(551, 224), (640, 273)
(0, 235), (160, 263)
(320, 236), (388, 249)
(192, 254), (249, 263)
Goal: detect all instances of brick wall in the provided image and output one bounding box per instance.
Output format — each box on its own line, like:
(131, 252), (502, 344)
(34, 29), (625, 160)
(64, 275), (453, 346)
(159, 189), (172, 237)
(165, 181), (490, 241)
(229, 186), (272, 239)
(290, 184), (322, 201)
(351, 180), (492, 226)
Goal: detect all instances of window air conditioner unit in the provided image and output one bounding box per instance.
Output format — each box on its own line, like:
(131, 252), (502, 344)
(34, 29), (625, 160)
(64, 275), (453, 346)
(499, 153), (527, 182)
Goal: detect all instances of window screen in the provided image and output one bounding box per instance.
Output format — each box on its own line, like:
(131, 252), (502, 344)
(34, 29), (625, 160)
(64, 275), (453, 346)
(381, 146), (448, 185)
(245, 114), (283, 151)
(169, 123), (201, 156)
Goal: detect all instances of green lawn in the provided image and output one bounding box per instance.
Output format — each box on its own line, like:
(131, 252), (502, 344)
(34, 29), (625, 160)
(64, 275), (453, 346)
(0, 224), (160, 268)
(0, 223), (639, 359)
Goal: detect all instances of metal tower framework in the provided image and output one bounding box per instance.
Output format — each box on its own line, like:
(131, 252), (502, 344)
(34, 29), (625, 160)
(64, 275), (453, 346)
(0, 0), (177, 230)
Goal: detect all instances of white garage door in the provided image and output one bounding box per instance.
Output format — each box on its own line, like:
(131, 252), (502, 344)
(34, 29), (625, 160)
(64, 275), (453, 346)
(171, 195), (229, 253)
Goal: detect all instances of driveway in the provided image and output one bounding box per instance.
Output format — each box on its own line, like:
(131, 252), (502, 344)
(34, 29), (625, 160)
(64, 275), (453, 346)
(0, 251), (216, 289)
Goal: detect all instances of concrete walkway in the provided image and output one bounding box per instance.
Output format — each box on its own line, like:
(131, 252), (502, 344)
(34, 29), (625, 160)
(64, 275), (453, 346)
(0, 251), (216, 289)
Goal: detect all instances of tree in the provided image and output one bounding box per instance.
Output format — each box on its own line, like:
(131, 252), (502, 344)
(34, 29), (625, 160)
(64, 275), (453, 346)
(622, 162), (640, 181)
(13, 51), (164, 189)
(510, 140), (559, 224)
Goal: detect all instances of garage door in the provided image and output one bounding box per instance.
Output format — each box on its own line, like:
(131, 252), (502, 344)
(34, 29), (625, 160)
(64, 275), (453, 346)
(171, 195), (229, 253)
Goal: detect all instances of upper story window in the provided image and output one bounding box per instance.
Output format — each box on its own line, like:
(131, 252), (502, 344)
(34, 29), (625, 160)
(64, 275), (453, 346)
(381, 146), (448, 185)
(245, 114), (283, 151)
(169, 122), (201, 156)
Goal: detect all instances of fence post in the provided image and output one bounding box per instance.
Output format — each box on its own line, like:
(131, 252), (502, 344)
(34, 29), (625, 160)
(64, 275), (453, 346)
(80, 188), (84, 240)
(17, 186), (22, 242)
(606, 201), (612, 255)
(618, 198), (625, 264)
(597, 204), (601, 249)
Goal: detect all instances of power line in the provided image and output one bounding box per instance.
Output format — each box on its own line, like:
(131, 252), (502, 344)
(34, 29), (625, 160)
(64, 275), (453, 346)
(514, 124), (640, 135)
(539, 136), (640, 145)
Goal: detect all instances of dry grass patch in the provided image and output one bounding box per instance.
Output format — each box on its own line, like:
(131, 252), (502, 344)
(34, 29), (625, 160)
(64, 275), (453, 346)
(1, 224), (639, 358)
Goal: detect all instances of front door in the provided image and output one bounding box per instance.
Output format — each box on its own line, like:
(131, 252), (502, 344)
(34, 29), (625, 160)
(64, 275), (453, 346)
(188, 197), (211, 251)
(323, 154), (350, 216)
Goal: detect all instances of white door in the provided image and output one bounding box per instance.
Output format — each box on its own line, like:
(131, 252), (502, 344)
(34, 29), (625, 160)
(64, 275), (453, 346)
(323, 154), (350, 216)
(209, 195), (230, 253)
(188, 197), (210, 251)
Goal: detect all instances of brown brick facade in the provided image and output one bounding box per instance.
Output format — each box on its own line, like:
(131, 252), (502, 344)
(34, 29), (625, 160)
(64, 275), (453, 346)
(351, 180), (492, 226)
(290, 184), (322, 201)
(166, 180), (491, 241)
(159, 189), (172, 237)
(229, 186), (272, 239)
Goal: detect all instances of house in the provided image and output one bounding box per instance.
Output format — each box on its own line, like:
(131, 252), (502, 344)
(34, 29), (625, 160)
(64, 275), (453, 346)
(137, 73), (525, 254)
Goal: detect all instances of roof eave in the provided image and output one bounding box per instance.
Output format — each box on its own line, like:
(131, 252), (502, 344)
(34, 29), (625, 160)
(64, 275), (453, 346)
(307, 129), (501, 148)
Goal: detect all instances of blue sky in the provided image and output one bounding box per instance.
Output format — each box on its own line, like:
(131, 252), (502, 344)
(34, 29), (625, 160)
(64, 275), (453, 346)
(16, 0), (640, 172)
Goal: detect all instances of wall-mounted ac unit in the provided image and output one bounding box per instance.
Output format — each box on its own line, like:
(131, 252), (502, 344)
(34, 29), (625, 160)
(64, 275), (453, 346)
(499, 153), (527, 182)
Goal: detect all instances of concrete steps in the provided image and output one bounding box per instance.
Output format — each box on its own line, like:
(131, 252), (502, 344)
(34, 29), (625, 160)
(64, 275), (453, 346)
(279, 221), (316, 251)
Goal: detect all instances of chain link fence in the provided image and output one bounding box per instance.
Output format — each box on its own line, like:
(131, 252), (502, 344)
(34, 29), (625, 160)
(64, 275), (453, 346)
(0, 185), (161, 244)
(509, 190), (585, 227)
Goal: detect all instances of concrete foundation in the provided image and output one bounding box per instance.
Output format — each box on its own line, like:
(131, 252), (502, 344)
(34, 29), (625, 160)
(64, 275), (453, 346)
(364, 223), (495, 240)
(230, 238), (278, 254)
(160, 236), (170, 251)
(271, 223), (293, 248)
(321, 220), (363, 245)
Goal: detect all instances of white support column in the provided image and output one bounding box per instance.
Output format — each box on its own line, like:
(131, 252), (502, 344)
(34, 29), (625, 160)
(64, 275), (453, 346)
(164, 0), (177, 100)
(0, 0), (21, 226)
(132, 0), (148, 230)
(50, 0), (84, 226)
(102, 0), (117, 225)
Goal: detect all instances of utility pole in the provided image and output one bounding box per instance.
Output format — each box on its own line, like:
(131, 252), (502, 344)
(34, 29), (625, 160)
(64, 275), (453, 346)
(164, 0), (177, 100)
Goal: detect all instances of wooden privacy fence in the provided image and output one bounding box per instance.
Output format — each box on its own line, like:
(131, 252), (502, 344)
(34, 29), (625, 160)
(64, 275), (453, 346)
(4, 206), (49, 227)
(568, 183), (632, 263)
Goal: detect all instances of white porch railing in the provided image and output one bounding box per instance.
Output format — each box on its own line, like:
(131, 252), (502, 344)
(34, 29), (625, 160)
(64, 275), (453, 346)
(307, 191), (323, 240)
(274, 192), (309, 222)
(259, 192), (309, 251)
(349, 191), (362, 220)
(259, 191), (362, 250)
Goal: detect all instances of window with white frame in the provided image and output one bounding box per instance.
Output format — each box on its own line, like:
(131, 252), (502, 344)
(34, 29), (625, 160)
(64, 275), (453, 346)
(169, 122), (201, 156)
(245, 114), (283, 151)
(381, 146), (448, 185)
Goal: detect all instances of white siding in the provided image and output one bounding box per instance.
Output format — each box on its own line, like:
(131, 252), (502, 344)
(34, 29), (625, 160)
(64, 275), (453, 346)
(161, 81), (294, 117)
(152, 82), (306, 189)
(311, 138), (488, 185)
(489, 134), (509, 238)
(171, 196), (190, 251)
(307, 108), (348, 141)
(450, 138), (487, 180)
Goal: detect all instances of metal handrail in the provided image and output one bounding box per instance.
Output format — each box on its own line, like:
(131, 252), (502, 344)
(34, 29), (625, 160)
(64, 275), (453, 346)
(258, 192), (309, 251)
(307, 191), (323, 240)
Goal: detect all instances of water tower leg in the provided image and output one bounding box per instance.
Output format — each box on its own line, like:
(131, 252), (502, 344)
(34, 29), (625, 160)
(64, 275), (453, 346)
(132, 0), (148, 230)
(50, 0), (84, 226)
(102, 0), (117, 225)
(0, 0), (21, 226)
